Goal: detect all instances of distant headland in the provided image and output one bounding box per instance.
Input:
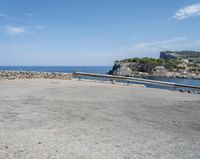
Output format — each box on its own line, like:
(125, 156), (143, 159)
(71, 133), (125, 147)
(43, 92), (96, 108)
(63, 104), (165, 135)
(109, 51), (200, 79)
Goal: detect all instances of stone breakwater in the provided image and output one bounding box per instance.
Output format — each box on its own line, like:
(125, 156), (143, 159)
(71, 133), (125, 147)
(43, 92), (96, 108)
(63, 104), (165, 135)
(0, 71), (72, 80)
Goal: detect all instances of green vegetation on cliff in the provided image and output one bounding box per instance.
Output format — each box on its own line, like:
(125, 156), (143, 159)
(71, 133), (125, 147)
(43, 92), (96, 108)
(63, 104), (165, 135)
(118, 57), (182, 71)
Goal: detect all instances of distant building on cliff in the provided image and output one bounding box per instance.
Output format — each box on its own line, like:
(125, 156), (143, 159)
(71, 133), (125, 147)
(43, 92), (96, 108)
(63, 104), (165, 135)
(154, 66), (166, 71)
(153, 66), (166, 76)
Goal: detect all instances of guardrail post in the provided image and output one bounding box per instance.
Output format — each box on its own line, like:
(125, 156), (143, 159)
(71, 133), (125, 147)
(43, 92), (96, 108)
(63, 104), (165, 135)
(111, 79), (116, 84)
(188, 90), (192, 94)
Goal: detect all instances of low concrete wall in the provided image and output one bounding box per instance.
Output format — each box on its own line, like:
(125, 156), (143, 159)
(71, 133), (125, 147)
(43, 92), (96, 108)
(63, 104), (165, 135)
(0, 71), (72, 80)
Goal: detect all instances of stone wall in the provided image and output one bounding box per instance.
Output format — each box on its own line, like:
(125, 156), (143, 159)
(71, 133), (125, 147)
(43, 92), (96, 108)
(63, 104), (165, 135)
(0, 71), (72, 80)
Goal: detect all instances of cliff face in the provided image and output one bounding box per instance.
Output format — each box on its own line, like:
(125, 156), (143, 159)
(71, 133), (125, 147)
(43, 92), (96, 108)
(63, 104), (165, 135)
(109, 60), (154, 76)
(160, 52), (177, 60)
(109, 62), (133, 76)
(160, 51), (200, 60)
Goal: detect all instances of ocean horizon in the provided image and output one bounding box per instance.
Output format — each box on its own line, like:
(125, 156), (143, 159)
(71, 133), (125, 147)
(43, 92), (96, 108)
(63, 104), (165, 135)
(0, 66), (112, 74)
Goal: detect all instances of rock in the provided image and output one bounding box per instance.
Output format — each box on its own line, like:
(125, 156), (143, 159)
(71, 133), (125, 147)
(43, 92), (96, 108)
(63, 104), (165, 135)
(179, 89), (184, 93)
(109, 62), (133, 76)
(109, 60), (155, 77)
(7, 76), (15, 80)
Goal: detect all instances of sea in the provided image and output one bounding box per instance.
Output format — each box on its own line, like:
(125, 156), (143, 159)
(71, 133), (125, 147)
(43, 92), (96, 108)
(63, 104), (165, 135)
(0, 66), (200, 90)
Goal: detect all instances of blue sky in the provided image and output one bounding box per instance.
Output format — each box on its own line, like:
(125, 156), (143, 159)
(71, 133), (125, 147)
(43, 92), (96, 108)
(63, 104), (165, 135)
(0, 0), (200, 66)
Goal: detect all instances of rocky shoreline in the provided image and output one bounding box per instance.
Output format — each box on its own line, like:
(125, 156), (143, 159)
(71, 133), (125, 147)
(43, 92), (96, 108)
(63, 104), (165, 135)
(0, 71), (72, 80)
(116, 71), (200, 80)
(109, 71), (200, 80)
(135, 74), (200, 80)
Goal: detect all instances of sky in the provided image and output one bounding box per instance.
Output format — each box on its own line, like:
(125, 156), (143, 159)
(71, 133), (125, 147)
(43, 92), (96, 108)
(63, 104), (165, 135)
(0, 0), (200, 66)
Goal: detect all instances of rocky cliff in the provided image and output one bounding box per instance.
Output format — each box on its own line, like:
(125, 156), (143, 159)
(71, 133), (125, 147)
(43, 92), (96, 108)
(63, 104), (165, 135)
(109, 51), (200, 79)
(109, 60), (154, 76)
(160, 51), (200, 60)
(108, 62), (133, 76)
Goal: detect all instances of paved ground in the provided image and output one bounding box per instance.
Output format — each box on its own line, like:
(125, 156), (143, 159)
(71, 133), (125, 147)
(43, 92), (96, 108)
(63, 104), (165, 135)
(0, 79), (200, 159)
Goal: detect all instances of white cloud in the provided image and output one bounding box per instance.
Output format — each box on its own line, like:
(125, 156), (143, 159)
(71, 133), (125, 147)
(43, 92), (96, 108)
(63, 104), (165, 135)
(35, 25), (46, 29)
(119, 37), (200, 57)
(24, 13), (34, 17)
(0, 13), (8, 17)
(0, 43), (39, 48)
(0, 13), (21, 21)
(4, 25), (26, 35)
(174, 3), (200, 20)
(127, 37), (187, 53)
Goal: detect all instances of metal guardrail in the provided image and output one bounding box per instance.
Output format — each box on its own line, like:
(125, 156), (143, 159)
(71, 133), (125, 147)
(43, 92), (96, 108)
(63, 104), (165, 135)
(73, 72), (200, 92)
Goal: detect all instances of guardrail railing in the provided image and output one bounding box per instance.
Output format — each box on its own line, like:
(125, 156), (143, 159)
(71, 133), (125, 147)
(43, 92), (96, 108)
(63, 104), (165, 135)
(73, 72), (200, 93)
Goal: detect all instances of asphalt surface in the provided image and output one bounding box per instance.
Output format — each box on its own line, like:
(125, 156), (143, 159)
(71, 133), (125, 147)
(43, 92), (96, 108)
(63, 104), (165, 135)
(0, 79), (200, 159)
